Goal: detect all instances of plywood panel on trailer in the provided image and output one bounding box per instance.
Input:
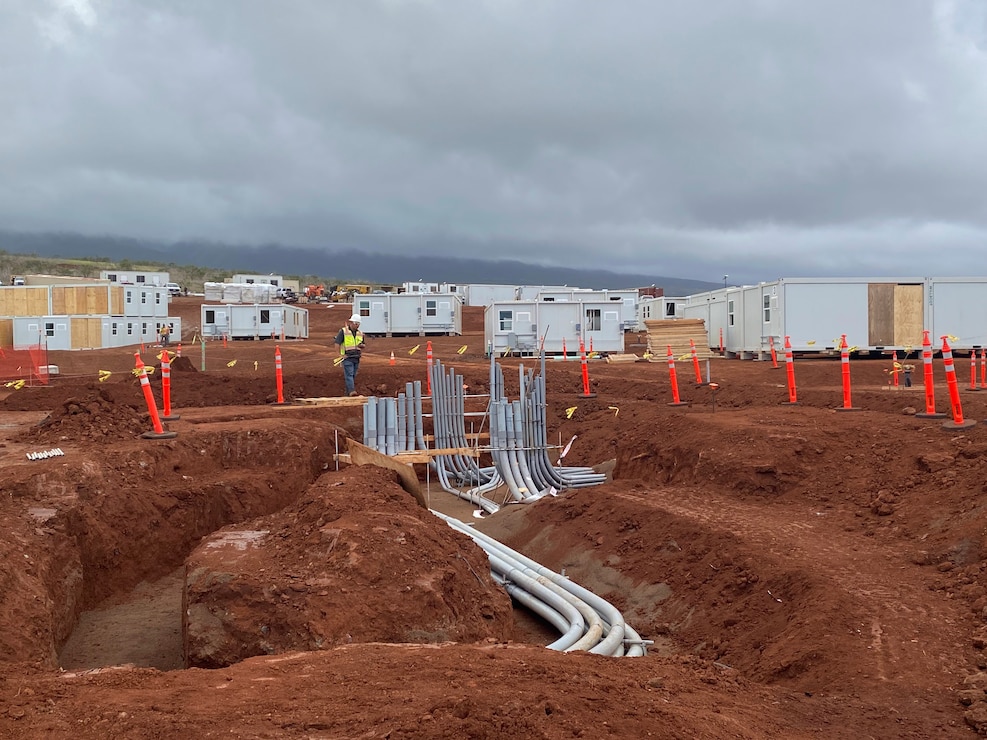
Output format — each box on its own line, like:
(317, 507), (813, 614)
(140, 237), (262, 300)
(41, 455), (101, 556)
(893, 283), (924, 348)
(110, 286), (124, 315)
(0, 318), (13, 348)
(52, 286), (109, 315)
(868, 283), (895, 346)
(71, 317), (103, 349)
(0, 287), (48, 318)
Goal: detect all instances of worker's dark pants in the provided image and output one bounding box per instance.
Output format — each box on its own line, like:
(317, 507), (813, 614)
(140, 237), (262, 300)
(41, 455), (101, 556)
(342, 355), (360, 395)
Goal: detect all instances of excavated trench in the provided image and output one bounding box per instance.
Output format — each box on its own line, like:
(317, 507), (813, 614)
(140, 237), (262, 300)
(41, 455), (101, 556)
(22, 409), (853, 688)
(13, 421), (336, 670)
(42, 422), (552, 671)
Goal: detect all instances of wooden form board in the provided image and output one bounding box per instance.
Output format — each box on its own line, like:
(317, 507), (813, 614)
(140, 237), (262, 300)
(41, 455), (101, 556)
(290, 396), (368, 407)
(643, 318), (714, 360)
(0, 319), (12, 348)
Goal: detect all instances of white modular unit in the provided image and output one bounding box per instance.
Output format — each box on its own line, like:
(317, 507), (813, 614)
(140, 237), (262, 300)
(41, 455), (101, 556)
(231, 274), (283, 286)
(402, 281), (441, 294)
(682, 278), (934, 358)
(200, 304), (308, 340)
(350, 293), (462, 336)
(439, 282), (467, 300)
(13, 315), (178, 350)
(100, 270), (170, 286)
(13, 316), (72, 350)
(927, 278), (987, 349)
(464, 284), (520, 306)
(484, 300), (624, 356)
(637, 296), (685, 330)
(535, 289), (638, 330)
(104, 317), (181, 349)
(516, 285), (578, 300)
(122, 285), (169, 318)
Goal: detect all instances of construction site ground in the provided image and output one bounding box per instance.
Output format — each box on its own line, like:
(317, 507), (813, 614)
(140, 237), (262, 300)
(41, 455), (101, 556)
(3, 297), (987, 737)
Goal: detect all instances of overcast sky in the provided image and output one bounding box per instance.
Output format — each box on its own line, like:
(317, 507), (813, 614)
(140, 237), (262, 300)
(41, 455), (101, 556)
(2, 0), (986, 285)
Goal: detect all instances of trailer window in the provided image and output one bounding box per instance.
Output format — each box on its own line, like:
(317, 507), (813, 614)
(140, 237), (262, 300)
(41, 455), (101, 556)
(136, 275), (145, 284)
(107, 273), (117, 282)
(141, 291), (147, 305)
(426, 300), (437, 317)
(666, 302), (675, 317)
(125, 290), (132, 305)
(728, 299), (735, 326)
(45, 322), (55, 337)
(586, 309), (602, 331)
(206, 310), (215, 323)
(127, 322), (133, 335)
(499, 310), (513, 331)
(260, 310), (270, 324)
(763, 295), (771, 323)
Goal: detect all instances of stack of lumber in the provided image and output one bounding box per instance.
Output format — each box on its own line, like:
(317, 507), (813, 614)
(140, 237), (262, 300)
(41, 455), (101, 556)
(605, 354), (641, 364)
(644, 318), (715, 360)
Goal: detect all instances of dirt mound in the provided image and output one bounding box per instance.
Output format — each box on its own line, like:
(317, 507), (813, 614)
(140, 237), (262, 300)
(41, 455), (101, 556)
(19, 385), (151, 444)
(185, 467), (515, 667)
(169, 356), (198, 372)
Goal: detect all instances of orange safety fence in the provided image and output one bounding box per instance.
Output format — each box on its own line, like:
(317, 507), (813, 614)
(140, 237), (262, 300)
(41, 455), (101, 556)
(0, 344), (50, 385)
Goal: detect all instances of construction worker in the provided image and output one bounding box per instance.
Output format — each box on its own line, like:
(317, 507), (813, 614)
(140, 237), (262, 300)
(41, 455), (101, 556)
(334, 313), (366, 396)
(159, 323), (171, 347)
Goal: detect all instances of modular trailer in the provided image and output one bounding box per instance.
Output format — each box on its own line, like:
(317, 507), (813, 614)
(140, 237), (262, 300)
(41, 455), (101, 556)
(10, 315), (180, 350)
(200, 304), (309, 340)
(484, 300), (625, 356)
(680, 277), (987, 358)
(349, 293), (462, 336)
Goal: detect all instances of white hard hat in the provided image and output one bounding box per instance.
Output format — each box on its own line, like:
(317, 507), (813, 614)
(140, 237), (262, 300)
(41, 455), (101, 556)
(349, 314), (361, 322)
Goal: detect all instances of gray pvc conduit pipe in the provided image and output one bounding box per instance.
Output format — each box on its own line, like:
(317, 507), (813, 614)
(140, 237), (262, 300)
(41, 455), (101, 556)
(486, 553), (586, 651)
(435, 511), (633, 657)
(364, 396), (377, 449)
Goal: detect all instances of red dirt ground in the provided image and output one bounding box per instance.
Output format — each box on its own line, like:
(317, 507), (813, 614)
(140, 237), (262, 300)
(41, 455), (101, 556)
(2, 297), (987, 737)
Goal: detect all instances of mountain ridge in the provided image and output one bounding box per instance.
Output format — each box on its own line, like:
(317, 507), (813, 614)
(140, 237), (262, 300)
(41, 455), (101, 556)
(0, 230), (718, 295)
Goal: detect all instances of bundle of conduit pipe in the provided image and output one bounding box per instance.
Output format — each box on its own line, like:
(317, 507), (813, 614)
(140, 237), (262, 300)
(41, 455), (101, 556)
(432, 511), (649, 656)
(362, 354), (607, 514)
(361, 359), (645, 656)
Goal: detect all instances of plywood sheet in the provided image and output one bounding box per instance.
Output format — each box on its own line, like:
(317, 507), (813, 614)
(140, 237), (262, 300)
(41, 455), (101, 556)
(0, 318), (13, 348)
(867, 284), (895, 346)
(71, 317), (102, 350)
(893, 283), (924, 348)
(0, 287), (48, 318)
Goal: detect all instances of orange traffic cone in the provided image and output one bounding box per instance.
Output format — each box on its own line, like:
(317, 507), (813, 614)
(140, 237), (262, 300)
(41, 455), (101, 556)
(389, 351), (396, 366)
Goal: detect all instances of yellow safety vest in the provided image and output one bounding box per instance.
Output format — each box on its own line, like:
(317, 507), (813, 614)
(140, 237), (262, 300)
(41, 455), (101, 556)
(339, 326), (364, 355)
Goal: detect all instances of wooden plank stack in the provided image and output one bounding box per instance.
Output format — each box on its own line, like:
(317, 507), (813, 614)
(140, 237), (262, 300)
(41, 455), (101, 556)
(644, 318), (715, 360)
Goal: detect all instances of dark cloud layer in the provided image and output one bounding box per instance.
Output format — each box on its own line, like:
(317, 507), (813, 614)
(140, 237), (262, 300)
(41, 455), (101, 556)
(2, 0), (986, 285)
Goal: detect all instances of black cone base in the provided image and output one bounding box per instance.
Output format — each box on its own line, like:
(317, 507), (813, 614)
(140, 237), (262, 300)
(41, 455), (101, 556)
(141, 430), (178, 440)
(943, 419), (977, 430)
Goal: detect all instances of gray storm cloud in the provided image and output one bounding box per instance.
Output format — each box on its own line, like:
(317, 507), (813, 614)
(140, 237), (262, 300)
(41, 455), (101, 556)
(2, 0), (986, 284)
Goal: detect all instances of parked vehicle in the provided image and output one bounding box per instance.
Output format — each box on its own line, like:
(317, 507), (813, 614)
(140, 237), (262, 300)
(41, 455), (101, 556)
(165, 282), (182, 296)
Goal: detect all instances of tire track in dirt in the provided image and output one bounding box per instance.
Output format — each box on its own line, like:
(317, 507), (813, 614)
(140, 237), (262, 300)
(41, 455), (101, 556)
(614, 485), (971, 690)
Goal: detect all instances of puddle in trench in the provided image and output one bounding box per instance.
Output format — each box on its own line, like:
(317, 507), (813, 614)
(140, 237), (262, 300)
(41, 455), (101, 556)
(58, 567), (185, 671)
